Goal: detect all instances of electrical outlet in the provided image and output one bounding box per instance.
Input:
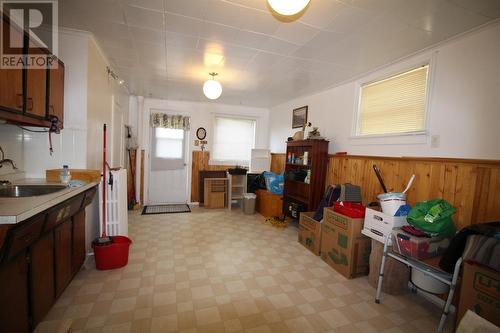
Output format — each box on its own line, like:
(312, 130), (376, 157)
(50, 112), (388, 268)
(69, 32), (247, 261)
(431, 135), (440, 148)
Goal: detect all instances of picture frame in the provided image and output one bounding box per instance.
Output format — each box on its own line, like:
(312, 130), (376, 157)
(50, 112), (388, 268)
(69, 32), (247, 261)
(292, 106), (308, 129)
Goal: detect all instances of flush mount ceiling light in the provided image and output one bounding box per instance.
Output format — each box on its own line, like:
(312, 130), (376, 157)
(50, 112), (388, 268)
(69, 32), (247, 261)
(203, 72), (222, 100)
(267, 0), (310, 16)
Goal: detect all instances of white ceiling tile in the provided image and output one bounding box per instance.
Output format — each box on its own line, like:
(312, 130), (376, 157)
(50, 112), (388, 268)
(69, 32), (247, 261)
(324, 5), (380, 34)
(124, 5), (164, 31)
(88, 20), (130, 42)
(224, 0), (269, 11)
(129, 26), (164, 45)
(233, 30), (269, 49)
(165, 32), (199, 49)
(291, 30), (345, 61)
(122, 0), (164, 12)
(197, 39), (256, 62)
(165, 0), (208, 19)
(165, 13), (203, 36)
(198, 21), (239, 44)
(259, 37), (299, 55)
(298, 0), (347, 29)
(449, 0), (500, 19)
(273, 22), (320, 45)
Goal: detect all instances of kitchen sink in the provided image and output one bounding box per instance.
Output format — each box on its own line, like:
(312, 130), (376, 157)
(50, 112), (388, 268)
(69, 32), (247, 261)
(0, 185), (67, 198)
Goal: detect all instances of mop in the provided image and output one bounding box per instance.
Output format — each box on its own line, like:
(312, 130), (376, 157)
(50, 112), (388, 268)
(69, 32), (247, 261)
(94, 124), (112, 245)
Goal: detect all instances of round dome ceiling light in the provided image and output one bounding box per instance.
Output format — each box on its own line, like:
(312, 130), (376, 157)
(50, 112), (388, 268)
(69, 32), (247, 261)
(267, 0), (311, 16)
(203, 72), (222, 100)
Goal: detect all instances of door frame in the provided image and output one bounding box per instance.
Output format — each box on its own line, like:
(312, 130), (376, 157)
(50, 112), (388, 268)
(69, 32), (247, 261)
(144, 108), (192, 205)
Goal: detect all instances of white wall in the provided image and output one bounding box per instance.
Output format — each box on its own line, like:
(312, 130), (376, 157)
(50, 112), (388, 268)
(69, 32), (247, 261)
(130, 97), (270, 203)
(269, 21), (500, 160)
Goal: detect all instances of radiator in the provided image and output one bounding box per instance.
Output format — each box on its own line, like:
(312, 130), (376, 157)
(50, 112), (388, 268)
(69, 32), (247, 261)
(99, 169), (128, 237)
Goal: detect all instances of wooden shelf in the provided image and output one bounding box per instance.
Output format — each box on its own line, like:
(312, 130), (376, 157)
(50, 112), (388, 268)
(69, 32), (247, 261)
(285, 163), (311, 168)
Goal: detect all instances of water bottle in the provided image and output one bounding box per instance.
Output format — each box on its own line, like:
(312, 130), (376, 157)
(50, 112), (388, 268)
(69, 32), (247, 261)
(59, 165), (71, 184)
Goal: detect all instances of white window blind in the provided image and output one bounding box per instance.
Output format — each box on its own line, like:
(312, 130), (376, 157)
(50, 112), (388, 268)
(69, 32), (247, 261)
(358, 65), (429, 136)
(212, 117), (256, 165)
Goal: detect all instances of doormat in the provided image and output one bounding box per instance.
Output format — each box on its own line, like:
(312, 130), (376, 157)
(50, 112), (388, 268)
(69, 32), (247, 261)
(141, 204), (191, 215)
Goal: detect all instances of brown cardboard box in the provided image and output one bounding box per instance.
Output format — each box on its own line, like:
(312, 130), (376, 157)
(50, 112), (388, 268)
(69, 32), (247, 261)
(320, 208), (371, 279)
(298, 212), (321, 256)
(457, 261), (500, 327)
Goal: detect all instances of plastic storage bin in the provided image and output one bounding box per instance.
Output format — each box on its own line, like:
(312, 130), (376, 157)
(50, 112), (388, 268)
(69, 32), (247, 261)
(242, 193), (256, 214)
(391, 229), (450, 260)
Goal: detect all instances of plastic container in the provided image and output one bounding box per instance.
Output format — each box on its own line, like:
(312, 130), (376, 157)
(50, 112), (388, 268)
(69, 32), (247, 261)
(378, 192), (407, 216)
(242, 193), (256, 214)
(333, 202), (366, 218)
(391, 229), (450, 260)
(411, 268), (449, 294)
(59, 165), (71, 184)
(93, 236), (132, 270)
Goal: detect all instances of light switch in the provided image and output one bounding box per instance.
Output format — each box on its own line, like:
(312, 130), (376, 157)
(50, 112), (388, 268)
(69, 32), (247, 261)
(431, 135), (440, 148)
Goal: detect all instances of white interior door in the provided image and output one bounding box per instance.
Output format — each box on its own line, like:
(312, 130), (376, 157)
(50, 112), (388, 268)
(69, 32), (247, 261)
(148, 127), (189, 204)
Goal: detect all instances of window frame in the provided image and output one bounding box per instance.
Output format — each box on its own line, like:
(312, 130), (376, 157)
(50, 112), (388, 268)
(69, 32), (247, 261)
(209, 114), (257, 166)
(352, 58), (434, 141)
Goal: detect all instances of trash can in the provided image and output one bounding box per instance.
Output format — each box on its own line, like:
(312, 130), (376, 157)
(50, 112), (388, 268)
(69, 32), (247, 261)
(242, 193), (257, 214)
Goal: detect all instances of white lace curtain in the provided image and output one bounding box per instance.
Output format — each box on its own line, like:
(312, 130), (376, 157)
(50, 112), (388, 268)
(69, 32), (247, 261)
(150, 113), (190, 130)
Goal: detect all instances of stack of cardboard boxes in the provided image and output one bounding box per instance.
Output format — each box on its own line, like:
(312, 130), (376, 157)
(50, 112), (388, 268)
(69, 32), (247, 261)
(298, 207), (371, 279)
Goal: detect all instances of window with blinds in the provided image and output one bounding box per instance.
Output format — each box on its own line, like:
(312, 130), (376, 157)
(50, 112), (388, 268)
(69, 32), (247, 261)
(211, 116), (256, 165)
(357, 65), (429, 136)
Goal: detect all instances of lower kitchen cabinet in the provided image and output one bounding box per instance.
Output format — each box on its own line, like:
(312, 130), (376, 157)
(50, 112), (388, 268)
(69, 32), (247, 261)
(72, 210), (86, 274)
(0, 252), (30, 333)
(30, 231), (55, 326)
(55, 219), (73, 298)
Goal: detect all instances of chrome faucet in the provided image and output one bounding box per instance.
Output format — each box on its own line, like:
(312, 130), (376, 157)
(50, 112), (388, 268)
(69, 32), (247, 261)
(0, 146), (18, 169)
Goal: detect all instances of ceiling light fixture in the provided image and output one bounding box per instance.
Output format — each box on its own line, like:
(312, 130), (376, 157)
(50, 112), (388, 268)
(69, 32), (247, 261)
(267, 0), (310, 16)
(203, 72), (222, 100)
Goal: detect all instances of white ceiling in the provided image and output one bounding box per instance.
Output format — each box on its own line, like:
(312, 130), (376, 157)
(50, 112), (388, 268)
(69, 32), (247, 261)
(60, 0), (500, 107)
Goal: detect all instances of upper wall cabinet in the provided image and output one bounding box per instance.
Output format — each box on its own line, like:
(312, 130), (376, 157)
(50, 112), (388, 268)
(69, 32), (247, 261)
(0, 14), (64, 129)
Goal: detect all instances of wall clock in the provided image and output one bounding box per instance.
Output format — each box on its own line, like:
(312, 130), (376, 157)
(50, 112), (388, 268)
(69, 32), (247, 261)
(196, 127), (207, 140)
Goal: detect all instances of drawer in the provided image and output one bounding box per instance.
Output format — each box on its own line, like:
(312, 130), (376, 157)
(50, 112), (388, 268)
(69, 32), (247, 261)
(44, 194), (84, 232)
(82, 186), (97, 208)
(5, 214), (45, 261)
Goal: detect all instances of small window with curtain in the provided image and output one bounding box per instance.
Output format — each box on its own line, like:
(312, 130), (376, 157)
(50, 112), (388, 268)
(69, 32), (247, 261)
(357, 64), (429, 136)
(211, 116), (256, 166)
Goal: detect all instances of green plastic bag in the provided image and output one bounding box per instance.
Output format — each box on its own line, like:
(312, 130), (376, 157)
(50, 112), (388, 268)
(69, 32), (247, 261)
(407, 199), (456, 237)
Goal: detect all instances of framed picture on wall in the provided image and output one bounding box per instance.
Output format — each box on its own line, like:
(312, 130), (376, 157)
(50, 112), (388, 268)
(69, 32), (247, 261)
(292, 106), (308, 129)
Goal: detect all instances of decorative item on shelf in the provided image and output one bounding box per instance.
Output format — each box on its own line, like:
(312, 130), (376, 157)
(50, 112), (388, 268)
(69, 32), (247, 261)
(307, 127), (324, 140)
(292, 130), (304, 141)
(292, 105), (308, 129)
(303, 151), (309, 165)
(203, 72), (222, 100)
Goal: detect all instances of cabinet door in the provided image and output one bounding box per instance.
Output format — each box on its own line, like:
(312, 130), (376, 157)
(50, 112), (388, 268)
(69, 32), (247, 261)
(72, 210), (86, 275)
(0, 16), (23, 113)
(48, 59), (64, 128)
(0, 252), (30, 333)
(25, 46), (47, 119)
(54, 220), (72, 297)
(31, 231), (55, 326)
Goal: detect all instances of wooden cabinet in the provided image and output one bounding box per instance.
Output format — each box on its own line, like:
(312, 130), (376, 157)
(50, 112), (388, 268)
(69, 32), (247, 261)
(0, 15), (24, 113)
(283, 140), (329, 218)
(0, 252), (30, 333)
(72, 210), (86, 275)
(25, 47), (48, 119)
(48, 59), (64, 128)
(55, 220), (73, 297)
(0, 14), (64, 128)
(30, 232), (55, 326)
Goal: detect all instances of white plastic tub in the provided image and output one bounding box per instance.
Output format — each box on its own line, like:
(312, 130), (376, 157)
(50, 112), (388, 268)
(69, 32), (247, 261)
(378, 192), (407, 216)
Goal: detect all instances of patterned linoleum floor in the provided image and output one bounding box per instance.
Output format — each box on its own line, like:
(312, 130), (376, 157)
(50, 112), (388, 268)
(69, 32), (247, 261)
(41, 208), (453, 333)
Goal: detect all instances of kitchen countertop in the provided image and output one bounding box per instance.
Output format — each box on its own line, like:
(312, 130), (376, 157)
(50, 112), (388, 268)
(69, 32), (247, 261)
(0, 178), (98, 224)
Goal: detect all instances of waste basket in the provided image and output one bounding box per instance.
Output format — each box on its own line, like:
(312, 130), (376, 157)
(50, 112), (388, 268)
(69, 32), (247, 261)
(242, 193), (257, 214)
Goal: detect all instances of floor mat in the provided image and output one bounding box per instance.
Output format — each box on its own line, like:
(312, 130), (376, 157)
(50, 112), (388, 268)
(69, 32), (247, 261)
(141, 204), (191, 215)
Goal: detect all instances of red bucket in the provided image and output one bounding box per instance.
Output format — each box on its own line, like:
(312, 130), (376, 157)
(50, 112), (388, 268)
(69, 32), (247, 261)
(92, 236), (132, 270)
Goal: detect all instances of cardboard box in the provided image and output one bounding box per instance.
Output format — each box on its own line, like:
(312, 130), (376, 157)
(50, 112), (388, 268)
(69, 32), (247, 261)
(320, 208), (371, 278)
(298, 212), (321, 256)
(362, 207), (408, 243)
(457, 261), (500, 327)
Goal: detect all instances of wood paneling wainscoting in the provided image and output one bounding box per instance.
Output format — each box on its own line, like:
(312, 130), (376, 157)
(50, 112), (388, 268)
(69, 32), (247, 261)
(270, 153), (500, 230)
(191, 151), (234, 202)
